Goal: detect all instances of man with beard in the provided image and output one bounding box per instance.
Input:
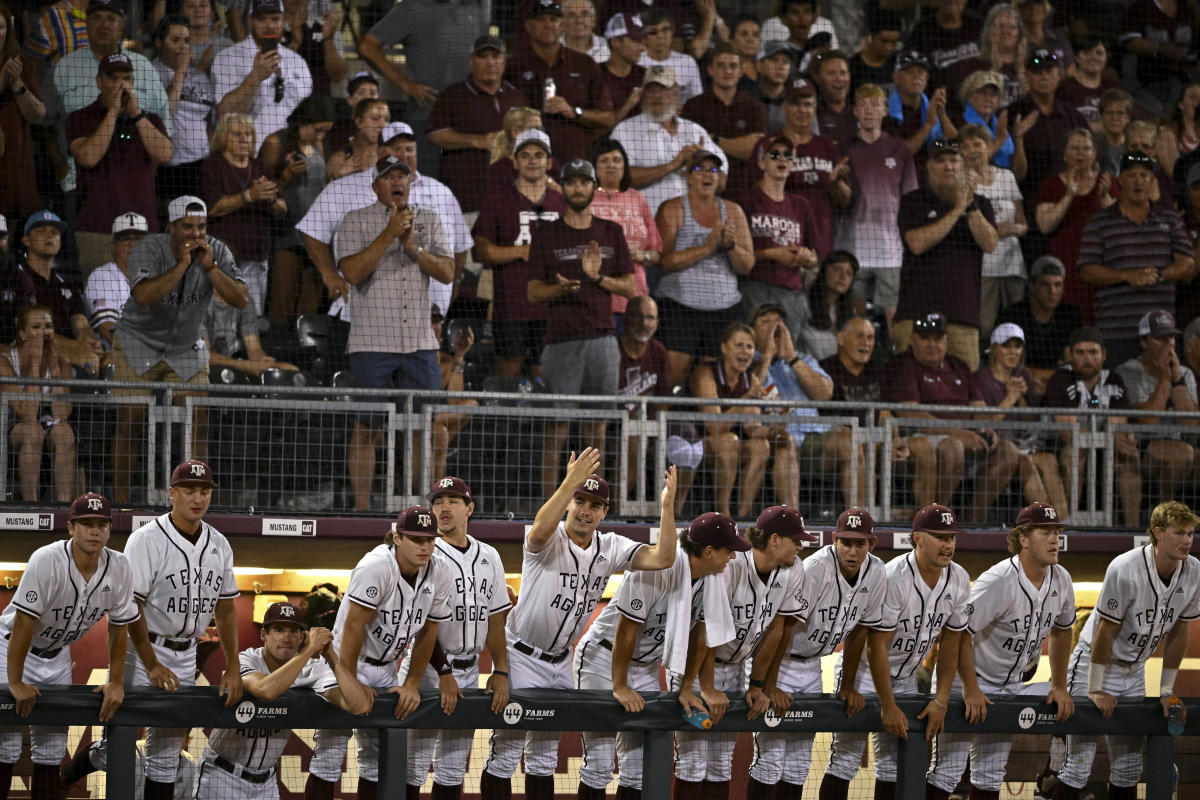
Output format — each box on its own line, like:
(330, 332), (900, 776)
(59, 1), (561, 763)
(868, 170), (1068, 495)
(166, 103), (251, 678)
(528, 158), (636, 496)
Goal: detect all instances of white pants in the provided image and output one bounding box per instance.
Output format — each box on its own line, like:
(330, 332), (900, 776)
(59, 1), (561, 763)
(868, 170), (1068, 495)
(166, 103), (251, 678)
(573, 637), (662, 790)
(669, 661), (747, 783)
(0, 633), (71, 765)
(826, 672), (916, 783)
(309, 658), (398, 783)
(484, 637), (573, 779)
(1058, 652), (1147, 790)
(399, 653), (479, 787)
(748, 655), (823, 785)
(926, 675), (1030, 792)
(192, 748), (278, 800)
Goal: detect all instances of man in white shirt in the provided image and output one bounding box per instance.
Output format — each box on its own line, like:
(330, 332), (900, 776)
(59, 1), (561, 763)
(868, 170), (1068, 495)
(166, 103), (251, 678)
(85, 211), (147, 345)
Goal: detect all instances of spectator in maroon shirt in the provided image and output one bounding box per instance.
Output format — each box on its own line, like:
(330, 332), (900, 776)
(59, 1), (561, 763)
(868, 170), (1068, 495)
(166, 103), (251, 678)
(1057, 34), (1119, 125)
(681, 42), (767, 195)
(811, 49), (857, 148)
(884, 49), (957, 164)
(324, 70), (379, 155)
(886, 311), (1019, 523)
(1009, 48), (1090, 197)
(906, 0), (980, 91)
(528, 157), (636, 495)
(67, 52), (174, 276)
(599, 11), (647, 125)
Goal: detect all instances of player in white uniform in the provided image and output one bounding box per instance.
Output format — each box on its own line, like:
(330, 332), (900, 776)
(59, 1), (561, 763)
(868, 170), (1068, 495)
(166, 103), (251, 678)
(671, 505), (810, 800)
(1050, 501), (1200, 800)
(820, 504), (971, 800)
(747, 507), (890, 799)
(925, 502), (1077, 800)
(479, 448), (677, 800)
(194, 602), (363, 800)
(304, 506), (452, 800)
(0, 493), (138, 800)
(400, 476), (511, 800)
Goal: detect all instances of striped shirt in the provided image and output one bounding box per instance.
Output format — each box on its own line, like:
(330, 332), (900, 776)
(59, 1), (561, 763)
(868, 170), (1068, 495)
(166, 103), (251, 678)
(23, 0), (88, 63)
(1075, 202), (1192, 342)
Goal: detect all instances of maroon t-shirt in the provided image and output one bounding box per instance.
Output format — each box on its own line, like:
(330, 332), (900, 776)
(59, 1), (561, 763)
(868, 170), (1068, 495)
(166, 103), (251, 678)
(906, 14), (980, 86)
(504, 44), (613, 161)
(1041, 367), (1130, 410)
(618, 337), (670, 401)
(682, 90), (768, 195)
(485, 156), (564, 199)
(747, 135), (839, 258)
(821, 354), (884, 424)
(1122, 0), (1195, 86)
(894, 186), (996, 328)
(600, 63), (645, 114)
(1006, 95), (1090, 195)
(472, 181), (566, 322)
(736, 185), (819, 289)
(428, 78), (530, 213)
(1, 261), (87, 339)
(1056, 75), (1122, 125)
(816, 100), (858, 149)
(66, 100), (165, 234)
(881, 99), (936, 177)
(883, 350), (983, 418)
(201, 153), (273, 262)
(531, 216), (633, 344)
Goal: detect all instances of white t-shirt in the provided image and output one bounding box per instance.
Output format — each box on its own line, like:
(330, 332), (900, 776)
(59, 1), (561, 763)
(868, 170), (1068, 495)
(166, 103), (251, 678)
(212, 38), (313, 153)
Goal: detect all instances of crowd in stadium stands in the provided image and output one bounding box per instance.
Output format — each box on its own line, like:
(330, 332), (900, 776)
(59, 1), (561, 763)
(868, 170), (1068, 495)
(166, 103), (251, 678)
(3, 0), (1200, 522)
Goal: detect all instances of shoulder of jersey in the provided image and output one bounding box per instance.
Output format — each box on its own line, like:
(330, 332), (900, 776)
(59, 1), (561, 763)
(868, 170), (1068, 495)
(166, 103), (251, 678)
(948, 560), (970, 585)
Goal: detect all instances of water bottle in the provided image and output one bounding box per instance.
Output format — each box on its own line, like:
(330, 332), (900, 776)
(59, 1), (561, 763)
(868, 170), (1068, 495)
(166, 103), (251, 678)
(543, 78), (556, 104)
(1166, 694), (1185, 736)
(682, 708), (713, 730)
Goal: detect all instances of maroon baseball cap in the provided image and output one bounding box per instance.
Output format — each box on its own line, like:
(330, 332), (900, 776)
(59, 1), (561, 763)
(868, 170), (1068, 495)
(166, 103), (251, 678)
(428, 476), (473, 502)
(171, 459), (216, 487)
(912, 503), (961, 534)
(97, 52), (133, 76)
(1138, 309), (1181, 338)
(761, 134), (795, 155)
(756, 505), (818, 541)
(783, 78), (816, 103)
(687, 512), (752, 552)
(395, 506), (440, 537)
(69, 492), (112, 521)
(1015, 502), (1067, 528)
(261, 601), (307, 629)
(574, 474), (611, 505)
(834, 507), (875, 539)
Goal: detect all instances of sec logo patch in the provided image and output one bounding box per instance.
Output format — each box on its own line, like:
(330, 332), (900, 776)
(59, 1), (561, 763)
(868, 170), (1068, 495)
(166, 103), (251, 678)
(366, 586), (379, 599)
(631, 599), (643, 611)
(25, 591), (36, 603)
(1107, 598), (1118, 611)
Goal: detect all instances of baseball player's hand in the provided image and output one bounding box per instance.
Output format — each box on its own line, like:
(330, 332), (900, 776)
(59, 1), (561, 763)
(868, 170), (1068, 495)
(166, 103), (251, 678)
(700, 687), (729, 724)
(1047, 686), (1074, 721)
(881, 701), (908, 739)
(613, 687), (645, 713)
(564, 447), (603, 488)
(745, 686), (770, 719)
(437, 672), (462, 715)
(1089, 690), (1117, 719)
(388, 684), (421, 719)
(766, 686), (792, 713)
(486, 672), (509, 713)
(661, 465), (678, 508)
(963, 686), (993, 724)
(8, 681), (39, 717)
(220, 669), (244, 707)
(837, 687), (865, 717)
(355, 681), (378, 715)
(917, 698), (947, 740)
(96, 680), (124, 721)
(147, 663), (180, 692)
(302, 627), (333, 659)
(678, 687), (705, 716)
(1161, 695), (1186, 725)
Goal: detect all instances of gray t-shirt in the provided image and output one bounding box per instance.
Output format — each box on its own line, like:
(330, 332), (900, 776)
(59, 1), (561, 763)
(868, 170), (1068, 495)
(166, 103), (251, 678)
(205, 295), (262, 357)
(116, 234), (243, 379)
(367, 0), (485, 98)
(1115, 357), (1198, 433)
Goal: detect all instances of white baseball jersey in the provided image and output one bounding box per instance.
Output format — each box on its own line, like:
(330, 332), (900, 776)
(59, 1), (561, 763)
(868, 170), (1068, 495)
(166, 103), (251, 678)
(788, 546), (888, 659)
(711, 550), (806, 665)
(433, 536), (510, 656)
(124, 514), (237, 639)
(966, 557), (1076, 687)
(84, 261), (132, 335)
(0, 541), (139, 647)
(1075, 545), (1200, 664)
(335, 544), (453, 664)
(875, 552), (970, 682)
(506, 523), (645, 655)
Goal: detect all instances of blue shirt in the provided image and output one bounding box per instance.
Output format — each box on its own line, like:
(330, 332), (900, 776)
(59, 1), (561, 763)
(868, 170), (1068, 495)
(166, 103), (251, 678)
(756, 353), (833, 445)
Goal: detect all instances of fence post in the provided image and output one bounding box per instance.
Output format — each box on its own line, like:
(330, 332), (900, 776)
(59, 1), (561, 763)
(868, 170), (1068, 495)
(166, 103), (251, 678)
(378, 727), (408, 797)
(896, 731), (926, 799)
(107, 724), (137, 799)
(641, 729), (673, 796)
(1144, 735), (1175, 799)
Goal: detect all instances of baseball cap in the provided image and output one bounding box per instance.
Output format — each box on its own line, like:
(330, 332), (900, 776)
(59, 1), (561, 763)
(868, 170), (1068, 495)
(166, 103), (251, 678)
(574, 474), (611, 505)
(928, 138), (961, 159)
(757, 39), (795, 61)
(835, 507), (875, 539)
(380, 121), (415, 144)
(689, 149), (723, 171)
(395, 505), (439, 537)
(472, 34), (506, 55)
(1015, 501), (1067, 528)
(97, 52), (133, 76)
(69, 492), (112, 521)
(373, 155), (411, 179)
(428, 475), (473, 502)
(643, 64), (678, 88)
(261, 601), (307, 629)
(530, 0), (563, 16)
(686, 512), (752, 552)
(86, 0), (124, 15)
(760, 134), (795, 156)
(247, 0), (284, 16)
(168, 195), (208, 222)
(912, 503), (961, 534)
(1188, 162), (1200, 188)
(912, 311), (947, 335)
(514, 128), (552, 155)
(23, 210), (67, 236)
(347, 70), (379, 93)
(756, 505), (818, 542)
(750, 301), (788, 323)
(990, 322), (1025, 346)
(1069, 325), (1104, 347)
(561, 158), (597, 183)
(171, 459), (216, 487)
(1119, 149), (1155, 174)
(1185, 317), (1200, 343)
(1029, 254), (1066, 279)
(1138, 308), (1181, 338)
(605, 11), (645, 40)
(1026, 47), (1059, 70)
(112, 211), (149, 236)
(783, 78), (817, 103)
(893, 49), (930, 72)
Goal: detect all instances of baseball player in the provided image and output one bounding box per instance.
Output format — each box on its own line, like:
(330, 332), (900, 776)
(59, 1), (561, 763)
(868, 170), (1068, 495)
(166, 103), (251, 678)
(304, 506), (452, 800)
(671, 505), (811, 800)
(573, 489), (747, 800)
(819, 504), (971, 800)
(925, 502), (1076, 800)
(63, 460), (242, 800)
(747, 507), (890, 799)
(0, 493), (137, 800)
(479, 449), (677, 800)
(400, 476), (511, 800)
(1050, 500), (1200, 800)
(193, 602), (363, 800)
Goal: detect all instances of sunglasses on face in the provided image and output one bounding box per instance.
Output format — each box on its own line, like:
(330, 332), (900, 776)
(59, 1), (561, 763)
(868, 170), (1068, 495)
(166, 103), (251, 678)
(766, 150), (793, 160)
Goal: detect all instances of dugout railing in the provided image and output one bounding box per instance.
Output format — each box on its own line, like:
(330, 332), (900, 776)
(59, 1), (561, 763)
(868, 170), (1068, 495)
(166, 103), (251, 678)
(3, 377), (1199, 527)
(0, 686), (1189, 798)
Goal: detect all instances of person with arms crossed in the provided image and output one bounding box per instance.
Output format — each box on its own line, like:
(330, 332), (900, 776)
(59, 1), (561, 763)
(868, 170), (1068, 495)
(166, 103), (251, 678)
(1, 493), (136, 800)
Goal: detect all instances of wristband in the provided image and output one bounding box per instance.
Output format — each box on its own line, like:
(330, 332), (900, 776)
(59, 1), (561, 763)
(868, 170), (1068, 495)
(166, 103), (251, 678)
(965, 199), (979, 213)
(242, 189), (252, 204)
(748, 678), (765, 688)
(1161, 667), (1178, 696)
(1173, 379), (1186, 389)
(592, 273), (604, 286)
(787, 354), (802, 367)
(930, 697), (947, 709)
(14, 84), (27, 96)
(1087, 662), (1107, 694)
(130, 111), (147, 123)
(491, 670), (508, 677)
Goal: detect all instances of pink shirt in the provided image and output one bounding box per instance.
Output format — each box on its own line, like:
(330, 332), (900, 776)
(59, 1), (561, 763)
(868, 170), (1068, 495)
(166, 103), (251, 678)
(590, 186), (661, 313)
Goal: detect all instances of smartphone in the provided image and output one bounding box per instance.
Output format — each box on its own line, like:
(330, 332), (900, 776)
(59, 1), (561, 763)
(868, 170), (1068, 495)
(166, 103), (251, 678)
(261, 35), (278, 52)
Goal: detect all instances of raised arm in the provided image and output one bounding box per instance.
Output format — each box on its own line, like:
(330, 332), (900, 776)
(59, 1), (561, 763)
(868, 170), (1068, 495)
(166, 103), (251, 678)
(630, 465), (679, 570)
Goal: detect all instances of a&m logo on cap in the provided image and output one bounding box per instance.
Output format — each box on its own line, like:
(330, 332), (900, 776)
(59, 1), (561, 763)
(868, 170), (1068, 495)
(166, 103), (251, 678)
(1043, 507), (1057, 520)
(845, 514), (862, 528)
(190, 463), (206, 478)
(87, 498), (103, 511)
(439, 477), (454, 488)
(941, 511), (954, 525)
(418, 512), (432, 528)
(278, 605), (295, 618)
(584, 478), (600, 492)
